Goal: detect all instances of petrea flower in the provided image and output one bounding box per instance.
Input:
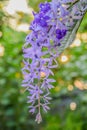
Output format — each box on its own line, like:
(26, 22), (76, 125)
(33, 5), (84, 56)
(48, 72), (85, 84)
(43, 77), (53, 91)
(33, 12), (50, 27)
(56, 29), (67, 39)
(22, 0), (84, 124)
(39, 2), (51, 13)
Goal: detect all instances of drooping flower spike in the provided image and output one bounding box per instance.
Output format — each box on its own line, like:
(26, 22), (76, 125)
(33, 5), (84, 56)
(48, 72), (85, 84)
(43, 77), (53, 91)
(22, 0), (87, 124)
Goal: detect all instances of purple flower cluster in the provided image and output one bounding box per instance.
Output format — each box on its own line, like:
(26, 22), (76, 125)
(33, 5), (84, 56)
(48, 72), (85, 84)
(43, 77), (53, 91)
(56, 29), (67, 40)
(33, 12), (50, 27)
(22, 0), (83, 124)
(39, 3), (51, 13)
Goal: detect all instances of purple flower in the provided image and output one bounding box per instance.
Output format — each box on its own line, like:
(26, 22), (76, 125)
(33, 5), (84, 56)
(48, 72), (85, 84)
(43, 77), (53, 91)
(35, 112), (42, 124)
(56, 29), (67, 39)
(28, 85), (43, 99)
(39, 2), (51, 13)
(22, 0), (83, 124)
(33, 12), (50, 27)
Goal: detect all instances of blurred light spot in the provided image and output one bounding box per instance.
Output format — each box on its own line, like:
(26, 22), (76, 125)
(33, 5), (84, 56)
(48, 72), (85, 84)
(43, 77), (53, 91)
(74, 39), (81, 46)
(15, 72), (21, 78)
(71, 38), (81, 47)
(55, 86), (60, 92)
(0, 44), (4, 57)
(76, 33), (81, 39)
(84, 84), (87, 90)
(0, 3), (3, 9)
(81, 33), (87, 41)
(68, 85), (74, 91)
(59, 18), (62, 21)
(74, 80), (84, 90)
(5, 0), (33, 15)
(70, 102), (77, 111)
(17, 23), (29, 32)
(61, 55), (68, 63)
(8, 18), (29, 32)
(8, 18), (17, 29)
(21, 62), (24, 67)
(40, 72), (46, 78)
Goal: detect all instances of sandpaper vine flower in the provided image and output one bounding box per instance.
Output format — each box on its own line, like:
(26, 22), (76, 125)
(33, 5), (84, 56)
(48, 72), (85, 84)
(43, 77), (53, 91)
(22, 0), (86, 123)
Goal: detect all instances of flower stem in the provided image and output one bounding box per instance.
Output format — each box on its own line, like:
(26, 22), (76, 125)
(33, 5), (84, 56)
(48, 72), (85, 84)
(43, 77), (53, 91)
(35, 83), (42, 124)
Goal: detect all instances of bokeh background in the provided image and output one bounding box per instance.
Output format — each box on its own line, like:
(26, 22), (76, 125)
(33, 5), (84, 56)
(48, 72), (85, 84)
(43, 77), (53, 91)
(0, 0), (87, 130)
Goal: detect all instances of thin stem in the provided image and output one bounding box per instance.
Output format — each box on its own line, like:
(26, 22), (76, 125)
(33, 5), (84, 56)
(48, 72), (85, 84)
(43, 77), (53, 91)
(35, 82), (42, 124)
(38, 85), (41, 114)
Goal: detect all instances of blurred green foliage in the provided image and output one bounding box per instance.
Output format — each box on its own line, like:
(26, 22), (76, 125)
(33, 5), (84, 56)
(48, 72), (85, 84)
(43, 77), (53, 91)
(0, 0), (87, 130)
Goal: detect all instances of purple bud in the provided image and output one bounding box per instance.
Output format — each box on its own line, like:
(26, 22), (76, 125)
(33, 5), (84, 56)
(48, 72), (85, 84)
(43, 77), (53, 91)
(39, 2), (51, 13)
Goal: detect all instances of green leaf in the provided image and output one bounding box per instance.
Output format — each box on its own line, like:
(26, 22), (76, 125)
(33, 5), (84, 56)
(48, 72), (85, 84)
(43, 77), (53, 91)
(58, 0), (87, 54)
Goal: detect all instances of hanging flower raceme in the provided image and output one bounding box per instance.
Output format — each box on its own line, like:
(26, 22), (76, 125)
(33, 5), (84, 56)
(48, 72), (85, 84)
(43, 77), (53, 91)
(22, 0), (86, 124)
